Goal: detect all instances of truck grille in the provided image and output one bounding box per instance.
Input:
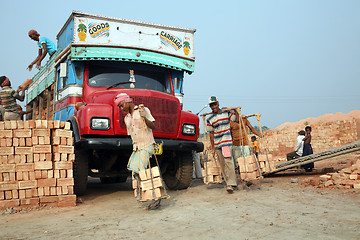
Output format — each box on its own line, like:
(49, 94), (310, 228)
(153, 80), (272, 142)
(119, 96), (179, 134)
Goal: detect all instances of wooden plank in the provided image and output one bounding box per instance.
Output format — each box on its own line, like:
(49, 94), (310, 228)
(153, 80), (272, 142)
(32, 99), (37, 120)
(47, 86), (52, 120)
(38, 93), (43, 120)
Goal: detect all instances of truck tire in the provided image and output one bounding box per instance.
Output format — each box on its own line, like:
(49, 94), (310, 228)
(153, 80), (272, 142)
(73, 149), (89, 196)
(163, 151), (193, 190)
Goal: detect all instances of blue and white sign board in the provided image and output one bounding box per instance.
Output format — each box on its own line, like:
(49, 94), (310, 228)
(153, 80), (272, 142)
(72, 12), (195, 60)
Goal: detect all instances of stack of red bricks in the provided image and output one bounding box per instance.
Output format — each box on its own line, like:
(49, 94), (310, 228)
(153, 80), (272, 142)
(0, 120), (76, 210)
(317, 159), (360, 189)
(132, 166), (164, 202)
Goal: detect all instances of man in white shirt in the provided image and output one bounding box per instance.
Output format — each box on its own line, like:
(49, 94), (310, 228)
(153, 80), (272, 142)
(286, 130), (305, 160)
(114, 93), (156, 176)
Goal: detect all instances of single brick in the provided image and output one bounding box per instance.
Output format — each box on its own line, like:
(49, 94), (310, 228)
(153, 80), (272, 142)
(32, 136), (38, 145)
(16, 120), (24, 129)
(0, 130), (12, 138)
(19, 138), (26, 146)
(39, 196), (59, 203)
(18, 190), (26, 199)
(4, 121), (11, 130)
(33, 129), (51, 137)
(54, 162), (72, 170)
(33, 145), (52, 153)
(37, 178), (56, 188)
(53, 120), (60, 129)
(10, 121), (17, 129)
(0, 199), (20, 210)
(57, 178), (74, 186)
(0, 147), (14, 155)
(5, 190), (12, 200)
(0, 181), (18, 191)
(13, 129), (32, 138)
(20, 198), (39, 206)
(53, 129), (72, 138)
(15, 163), (35, 172)
(18, 180), (37, 189)
(34, 161), (53, 170)
(12, 189), (18, 199)
(25, 138), (32, 146)
(15, 147), (33, 155)
(0, 164), (15, 173)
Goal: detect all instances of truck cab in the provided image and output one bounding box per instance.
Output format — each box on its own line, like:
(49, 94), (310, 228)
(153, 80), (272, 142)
(26, 11), (203, 195)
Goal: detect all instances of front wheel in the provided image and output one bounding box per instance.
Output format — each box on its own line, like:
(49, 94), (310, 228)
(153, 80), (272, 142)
(73, 149), (89, 196)
(163, 151), (193, 190)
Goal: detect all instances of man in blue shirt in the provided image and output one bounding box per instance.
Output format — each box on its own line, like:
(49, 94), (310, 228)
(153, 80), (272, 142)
(27, 29), (57, 71)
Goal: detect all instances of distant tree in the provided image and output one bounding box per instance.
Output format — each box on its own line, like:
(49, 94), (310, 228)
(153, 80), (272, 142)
(253, 126), (270, 134)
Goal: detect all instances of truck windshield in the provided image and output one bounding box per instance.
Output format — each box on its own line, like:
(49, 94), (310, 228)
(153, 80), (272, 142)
(88, 61), (170, 93)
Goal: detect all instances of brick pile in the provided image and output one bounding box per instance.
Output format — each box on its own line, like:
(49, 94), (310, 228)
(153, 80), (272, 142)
(316, 159), (360, 189)
(260, 110), (360, 160)
(237, 154), (274, 179)
(132, 166), (164, 202)
(0, 120), (76, 210)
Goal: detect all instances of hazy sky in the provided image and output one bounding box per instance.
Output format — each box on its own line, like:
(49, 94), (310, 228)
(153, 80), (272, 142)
(1, 0), (359, 130)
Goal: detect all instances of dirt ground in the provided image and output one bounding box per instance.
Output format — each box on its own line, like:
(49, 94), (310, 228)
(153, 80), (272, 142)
(1, 157), (360, 240)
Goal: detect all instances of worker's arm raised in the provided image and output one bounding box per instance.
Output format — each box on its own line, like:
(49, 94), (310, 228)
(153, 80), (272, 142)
(35, 43), (48, 69)
(14, 89), (25, 102)
(247, 121), (262, 137)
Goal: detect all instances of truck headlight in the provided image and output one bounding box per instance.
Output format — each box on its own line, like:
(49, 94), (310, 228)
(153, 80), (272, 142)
(182, 123), (196, 136)
(91, 117), (110, 130)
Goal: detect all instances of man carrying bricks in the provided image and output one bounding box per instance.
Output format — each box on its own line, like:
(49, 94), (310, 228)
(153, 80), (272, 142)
(115, 93), (162, 209)
(206, 96), (239, 193)
(0, 76), (26, 121)
(114, 93), (155, 176)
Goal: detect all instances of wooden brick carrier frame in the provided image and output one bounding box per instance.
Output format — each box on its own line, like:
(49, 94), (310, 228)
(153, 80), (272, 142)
(0, 120), (76, 210)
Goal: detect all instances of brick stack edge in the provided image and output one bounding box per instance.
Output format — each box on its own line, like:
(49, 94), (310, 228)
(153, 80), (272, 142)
(260, 119), (360, 159)
(0, 120), (76, 210)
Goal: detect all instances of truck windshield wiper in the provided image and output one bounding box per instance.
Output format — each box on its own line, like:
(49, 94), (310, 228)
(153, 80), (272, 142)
(107, 81), (130, 89)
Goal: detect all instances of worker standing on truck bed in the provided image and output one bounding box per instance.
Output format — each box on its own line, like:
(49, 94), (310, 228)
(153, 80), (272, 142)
(206, 96), (238, 193)
(114, 93), (156, 178)
(27, 29), (57, 71)
(0, 76), (25, 121)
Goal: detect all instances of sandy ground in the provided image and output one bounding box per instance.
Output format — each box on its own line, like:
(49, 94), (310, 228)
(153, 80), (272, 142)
(0, 169), (360, 240)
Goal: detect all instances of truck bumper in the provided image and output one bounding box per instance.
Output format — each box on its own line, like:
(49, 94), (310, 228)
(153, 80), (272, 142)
(75, 138), (204, 152)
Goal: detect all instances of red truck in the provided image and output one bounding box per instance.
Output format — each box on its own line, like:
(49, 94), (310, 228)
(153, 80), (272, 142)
(26, 11), (203, 195)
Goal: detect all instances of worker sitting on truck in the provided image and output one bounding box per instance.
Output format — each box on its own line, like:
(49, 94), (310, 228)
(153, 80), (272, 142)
(0, 76), (26, 121)
(27, 29), (57, 71)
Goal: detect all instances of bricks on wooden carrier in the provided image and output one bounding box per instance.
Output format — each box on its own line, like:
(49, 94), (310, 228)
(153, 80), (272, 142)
(132, 166), (164, 202)
(201, 150), (223, 184)
(0, 120), (76, 210)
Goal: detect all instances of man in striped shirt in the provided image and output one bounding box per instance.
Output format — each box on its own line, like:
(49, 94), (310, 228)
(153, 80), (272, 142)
(206, 96), (238, 193)
(0, 76), (25, 121)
